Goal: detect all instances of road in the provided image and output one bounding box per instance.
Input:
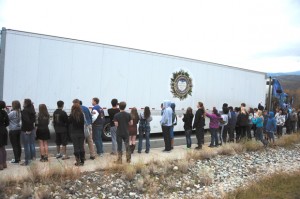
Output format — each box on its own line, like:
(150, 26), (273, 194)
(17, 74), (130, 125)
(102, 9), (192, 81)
(5, 132), (211, 160)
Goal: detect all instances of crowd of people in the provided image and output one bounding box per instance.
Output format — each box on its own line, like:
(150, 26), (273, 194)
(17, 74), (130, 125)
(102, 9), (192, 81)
(0, 98), (299, 170)
(179, 102), (300, 150)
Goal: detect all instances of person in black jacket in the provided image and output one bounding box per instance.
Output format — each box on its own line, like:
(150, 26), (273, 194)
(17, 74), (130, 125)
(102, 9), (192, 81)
(0, 101), (9, 170)
(192, 102), (205, 149)
(236, 107), (249, 141)
(69, 103), (85, 166)
(183, 107), (194, 148)
(21, 99), (36, 166)
(53, 100), (69, 160)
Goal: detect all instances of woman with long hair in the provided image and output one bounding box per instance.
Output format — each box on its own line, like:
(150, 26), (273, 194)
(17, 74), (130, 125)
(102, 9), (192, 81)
(138, 106), (153, 153)
(69, 103), (85, 166)
(21, 99), (36, 166)
(8, 100), (22, 164)
(183, 107), (194, 149)
(237, 107), (249, 141)
(206, 107), (221, 147)
(0, 101), (9, 170)
(128, 107), (139, 153)
(36, 104), (50, 162)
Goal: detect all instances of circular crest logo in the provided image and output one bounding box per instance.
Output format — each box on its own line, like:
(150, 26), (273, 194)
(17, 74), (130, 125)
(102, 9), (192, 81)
(170, 69), (193, 100)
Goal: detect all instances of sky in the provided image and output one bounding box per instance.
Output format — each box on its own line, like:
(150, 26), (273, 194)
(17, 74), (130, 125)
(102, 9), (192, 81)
(0, 0), (299, 73)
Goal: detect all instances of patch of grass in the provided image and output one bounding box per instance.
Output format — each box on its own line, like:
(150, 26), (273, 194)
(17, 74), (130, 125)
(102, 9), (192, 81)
(123, 164), (136, 181)
(34, 187), (51, 199)
(177, 160), (190, 174)
(243, 140), (263, 152)
(27, 162), (81, 183)
(276, 133), (300, 148)
(228, 142), (245, 154)
(217, 144), (236, 156)
(133, 161), (146, 174)
(226, 170), (300, 199)
(21, 183), (33, 199)
(186, 148), (217, 161)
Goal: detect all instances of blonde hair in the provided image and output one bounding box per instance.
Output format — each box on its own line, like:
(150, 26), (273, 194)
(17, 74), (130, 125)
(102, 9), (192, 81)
(257, 110), (262, 117)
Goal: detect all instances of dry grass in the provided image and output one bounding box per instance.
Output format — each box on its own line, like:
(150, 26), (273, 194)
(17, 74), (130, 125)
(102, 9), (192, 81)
(21, 183), (33, 199)
(177, 160), (190, 174)
(34, 187), (51, 199)
(217, 144), (236, 156)
(197, 165), (214, 186)
(225, 170), (300, 199)
(27, 162), (81, 183)
(186, 148), (217, 161)
(276, 133), (300, 147)
(123, 164), (137, 181)
(228, 142), (245, 154)
(243, 140), (264, 152)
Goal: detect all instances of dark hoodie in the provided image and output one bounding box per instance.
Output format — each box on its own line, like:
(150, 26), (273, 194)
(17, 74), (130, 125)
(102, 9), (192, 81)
(21, 104), (36, 131)
(266, 112), (276, 132)
(183, 113), (194, 130)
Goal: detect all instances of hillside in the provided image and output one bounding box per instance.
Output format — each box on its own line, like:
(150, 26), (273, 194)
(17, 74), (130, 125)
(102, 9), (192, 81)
(275, 75), (300, 109)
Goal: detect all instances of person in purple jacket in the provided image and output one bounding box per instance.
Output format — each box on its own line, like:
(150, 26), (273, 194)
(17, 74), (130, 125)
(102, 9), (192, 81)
(206, 107), (222, 147)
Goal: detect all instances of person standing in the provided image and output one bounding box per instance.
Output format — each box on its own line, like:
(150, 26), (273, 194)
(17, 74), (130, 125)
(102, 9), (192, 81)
(251, 110), (266, 145)
(91, 97), (105, 156)
(192, 102), (205, 149)
(53, 100), (70, 160)
(183, 107), (194, 149)
(108, 99), (120, 155)
(36, 104), (50, 162)
(138, 106), (153, 153)
(128, 107), (139, 153)
(0, 101), (9, 170)
(114, 101), (133, 163)
(236, 107), (249, 141)
(297, 108), (300, 132)
(20, 99), (36, 166)
(220, 107), (229, 145)
(290, 108), (298, 133)
(275, 109), (285, 138)
(170, 103), (177, 150)
(206, 107), (221, 147)
(228, 106), (237, 142)
(69, 103), (85, 166)
(80, 100), (96, 160)
(8, 100), (22, 164)
(266, 112), (277, 145)
(160, 100), (173, 152)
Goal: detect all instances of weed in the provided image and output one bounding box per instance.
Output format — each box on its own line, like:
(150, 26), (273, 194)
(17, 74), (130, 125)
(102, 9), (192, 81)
(177, 160), (189, 174)
(243, 140), (263, 152)
(217, 144), (236, 156)
(225, 170), (300, 199)
(123, 164), (136, 181)
(20, 183), (33, 199)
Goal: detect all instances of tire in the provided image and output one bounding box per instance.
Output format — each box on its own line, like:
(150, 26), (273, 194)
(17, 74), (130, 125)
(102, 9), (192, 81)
(102, 122), (112, 141)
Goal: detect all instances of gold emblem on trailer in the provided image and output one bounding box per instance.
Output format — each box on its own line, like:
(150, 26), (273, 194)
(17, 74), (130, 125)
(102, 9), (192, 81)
(170, 69), (193, 100)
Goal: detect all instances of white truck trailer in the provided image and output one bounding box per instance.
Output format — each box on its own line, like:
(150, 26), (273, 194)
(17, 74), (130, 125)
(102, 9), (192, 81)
(0, 28), (266, 140)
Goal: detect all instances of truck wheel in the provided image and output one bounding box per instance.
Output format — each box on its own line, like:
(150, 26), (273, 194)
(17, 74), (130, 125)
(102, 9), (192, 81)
(102, 123), (112, 141)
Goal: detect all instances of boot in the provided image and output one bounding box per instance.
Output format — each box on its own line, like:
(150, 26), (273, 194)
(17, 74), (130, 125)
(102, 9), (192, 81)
(131, 145), (136, 154)
(75, 156), (81, 166)
(79, 152), (85, 166)
(0, 164), (3, 170)
(40, 155), (45, 162)
(44, 155), (48, 162)
(114, 152), (122, 164)
(3, 162), (7, 168)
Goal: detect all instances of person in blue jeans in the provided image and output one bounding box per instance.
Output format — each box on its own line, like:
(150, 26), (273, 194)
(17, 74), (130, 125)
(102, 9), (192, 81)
(138, 107), (152, 153)
(182, 107), (194, 149)
(20, 99), (36, 166)
(91, 97), (105, 156)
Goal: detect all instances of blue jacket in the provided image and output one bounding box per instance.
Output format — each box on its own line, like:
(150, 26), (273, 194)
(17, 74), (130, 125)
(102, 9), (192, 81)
(81, 105), (92, 125)
(160, 100), (173, 126)
(252, 116), (264, 128)
(266, 112), (276, 132)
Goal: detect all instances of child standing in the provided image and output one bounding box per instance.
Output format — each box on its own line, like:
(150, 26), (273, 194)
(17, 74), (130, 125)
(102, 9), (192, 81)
(182, 107), (194, 149)
(206, 107), (221, 147)
(266, 112), (277, 145)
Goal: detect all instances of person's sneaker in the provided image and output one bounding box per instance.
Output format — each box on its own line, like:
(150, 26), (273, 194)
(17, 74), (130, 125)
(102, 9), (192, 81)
(20, 161), (29, 166)
(62, 155), (70, 160)
(10, 159), (19, 164)
(90, 156), (95, 160)
(110, 152), (117, 155)
(195, 146), (202, 150)
(138, 151), (142, 154)
(162, 149), (171, 153)
(145, 150), (149, 154)
(98, 153), (104, 157)
(56, 154), (63, 159)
